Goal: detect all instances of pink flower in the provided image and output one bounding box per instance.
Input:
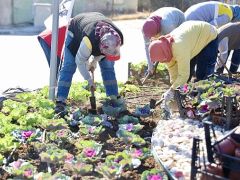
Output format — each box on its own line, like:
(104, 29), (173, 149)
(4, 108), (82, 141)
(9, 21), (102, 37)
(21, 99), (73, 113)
(126, 123), (133, 131)
(23, 169), (33, 177)
(21, 131), (33, 139)
(84, 148), (96, 158)
(57, 130), (66, 137)
(65, 153), (74, 163)
(147, 174), (162, 180)
(133, 149), (143, 158)
(182, 84), (188, 93)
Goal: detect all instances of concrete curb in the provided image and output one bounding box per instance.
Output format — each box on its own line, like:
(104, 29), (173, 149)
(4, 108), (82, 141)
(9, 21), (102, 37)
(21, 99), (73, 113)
(0, 25), (44, 35)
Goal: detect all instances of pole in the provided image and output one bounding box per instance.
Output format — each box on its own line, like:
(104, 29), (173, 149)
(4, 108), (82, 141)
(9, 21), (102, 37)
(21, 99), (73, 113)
(49, 0), (59, 100)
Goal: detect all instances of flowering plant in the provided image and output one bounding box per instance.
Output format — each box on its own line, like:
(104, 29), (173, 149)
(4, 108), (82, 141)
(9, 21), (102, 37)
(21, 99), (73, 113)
(75, 140), (102, 162)
(40, 118), (68, 131)
(129, 147), (151, 160)
(81, 114), (103, 126)
(7, 159), (36, 179)
(12, 129), (43, 143)
(133, 104), (152, 118)
(118, 123), (143, 133)
(79, 124), (105, 136)
(141, 169), (165, 180)
(39, 146), (70, 164)
(117, 115), (139, 124)
(47, 129), (71, 143)
(96, 162), (122, 179)
(64, 161), (93, 175)
(101, 96), (127, 117)
(116, 129), (146, 146)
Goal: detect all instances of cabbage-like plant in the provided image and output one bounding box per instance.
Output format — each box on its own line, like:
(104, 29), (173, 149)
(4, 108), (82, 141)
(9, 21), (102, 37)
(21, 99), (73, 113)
(105, 151), (132, 170)
(141, 169), (166, 180)
(118, 123), (143, 133)
(79, 124), (105, 136)
(64, 161), (93, 175)
(96, 162), (122, 179)
(116, 129), (146, 146)
(47, 129), (71, 144)
(0, 153), (4, 165)
(101, 96), (127, 117)
(39, 146), (69, 164)
(81, 114), (103, 126)
(117, 115), (139, 124)
(7, 159), (36, 179)
(129, 147), (151, 160)
(133, 104), (152, 118)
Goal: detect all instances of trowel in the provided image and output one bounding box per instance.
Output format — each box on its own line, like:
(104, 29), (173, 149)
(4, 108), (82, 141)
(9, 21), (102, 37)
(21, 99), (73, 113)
(88, 70), (97, 115)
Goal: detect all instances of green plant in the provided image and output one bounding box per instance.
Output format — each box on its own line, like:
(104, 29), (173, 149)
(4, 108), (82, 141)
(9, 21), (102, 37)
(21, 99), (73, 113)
(117, 115), (139, 124)
(102, 96), (127, 117)
(118, 123), (143, 133)
(141, 169), (165, 180)
(81, 114), (103, 126)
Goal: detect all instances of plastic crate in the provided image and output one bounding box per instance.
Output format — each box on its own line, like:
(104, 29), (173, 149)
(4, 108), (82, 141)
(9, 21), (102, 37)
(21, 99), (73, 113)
(174, 89), (240, 130)
(199, 121), (240, 179)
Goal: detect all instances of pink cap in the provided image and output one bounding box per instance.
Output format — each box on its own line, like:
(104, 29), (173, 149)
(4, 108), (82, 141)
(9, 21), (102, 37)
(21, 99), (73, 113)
(142, 16), (162, 39)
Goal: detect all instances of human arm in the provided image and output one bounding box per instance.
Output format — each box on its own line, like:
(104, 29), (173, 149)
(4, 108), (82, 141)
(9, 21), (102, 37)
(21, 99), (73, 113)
(143, 35), (154, 72)
(75, 36), (93, 86)
(171, 56), (190, 89)
(216, 37), (229, 69)
(210, 15), (230, 28)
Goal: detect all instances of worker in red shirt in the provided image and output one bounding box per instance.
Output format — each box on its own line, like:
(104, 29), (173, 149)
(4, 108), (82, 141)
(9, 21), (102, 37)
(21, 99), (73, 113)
(37, 25), (67, 72)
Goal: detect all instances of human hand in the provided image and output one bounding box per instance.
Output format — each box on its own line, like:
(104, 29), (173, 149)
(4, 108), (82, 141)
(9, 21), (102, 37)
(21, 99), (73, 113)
(161, 88), (174, 103)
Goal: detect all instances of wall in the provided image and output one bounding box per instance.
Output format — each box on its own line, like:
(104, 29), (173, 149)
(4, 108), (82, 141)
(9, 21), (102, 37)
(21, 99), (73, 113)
(13, 0), (33, 25)
(0, 0), (12, 26)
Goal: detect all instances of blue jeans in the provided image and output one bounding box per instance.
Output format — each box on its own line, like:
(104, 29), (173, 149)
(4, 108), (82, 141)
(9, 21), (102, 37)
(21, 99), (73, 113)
(38, 37), (61, 70)
(189, 37), (218, 81)
(56, 32), (118, 102)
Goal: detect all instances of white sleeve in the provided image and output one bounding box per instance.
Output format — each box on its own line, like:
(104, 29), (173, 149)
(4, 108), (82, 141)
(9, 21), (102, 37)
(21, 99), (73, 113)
(217, 37), (229, 68)
(143, 35), (154, 71)
(75, 36), (93, 85)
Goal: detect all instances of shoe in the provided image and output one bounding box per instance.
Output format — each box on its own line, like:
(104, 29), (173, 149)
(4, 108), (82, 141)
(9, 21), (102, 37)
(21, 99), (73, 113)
(54, 101), (67, 117)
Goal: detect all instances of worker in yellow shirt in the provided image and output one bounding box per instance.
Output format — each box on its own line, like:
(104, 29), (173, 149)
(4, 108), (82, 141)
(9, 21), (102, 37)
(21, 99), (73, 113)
(149, 21), (218, 114)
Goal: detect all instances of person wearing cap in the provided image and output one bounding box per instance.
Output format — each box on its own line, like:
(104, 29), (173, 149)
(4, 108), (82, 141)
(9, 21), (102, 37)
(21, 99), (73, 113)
(55, 12), (123, 114)
(142, 7), (185, 74)
(37, 25), (67, 73)
(215, 22), (240, 73)
(185, 1), (240, 28)
(149, 21), (218, 112)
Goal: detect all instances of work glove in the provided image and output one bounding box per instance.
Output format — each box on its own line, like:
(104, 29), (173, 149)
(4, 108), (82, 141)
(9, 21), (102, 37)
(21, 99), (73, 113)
(87, 55), (104, 72)
(161, 88), (174, 103)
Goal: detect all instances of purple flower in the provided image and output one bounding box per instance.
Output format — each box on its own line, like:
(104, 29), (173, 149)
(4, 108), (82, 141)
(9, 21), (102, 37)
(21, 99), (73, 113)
(21, 131), (33, 139)
(200, 104), (209, 112)
(132, 149), (143, 158)
(84, 148), (96, 158)
(126, 123), (133, 131)
(182, 84), (188, 93)
(23, 169), (33, 178)
(12, 160), (24, 169)
(88, 127), (94, 133)
(147, 174), (162, 180)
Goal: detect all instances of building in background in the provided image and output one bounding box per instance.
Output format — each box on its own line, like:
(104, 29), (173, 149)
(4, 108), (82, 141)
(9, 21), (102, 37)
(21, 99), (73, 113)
(0, 0), (138, 27)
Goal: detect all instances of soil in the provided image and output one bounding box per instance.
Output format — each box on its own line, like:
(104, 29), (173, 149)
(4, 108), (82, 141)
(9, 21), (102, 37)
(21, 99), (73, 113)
(0, 71), (171, 180)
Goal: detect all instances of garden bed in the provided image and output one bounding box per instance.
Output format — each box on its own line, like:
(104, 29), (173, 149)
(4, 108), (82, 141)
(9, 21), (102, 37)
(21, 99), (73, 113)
(0, 62), (171, 179)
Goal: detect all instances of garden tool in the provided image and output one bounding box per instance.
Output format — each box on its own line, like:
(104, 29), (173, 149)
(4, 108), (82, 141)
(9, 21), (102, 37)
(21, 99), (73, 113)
(141, 62), (159, 85)
(88, 70), (97, 115)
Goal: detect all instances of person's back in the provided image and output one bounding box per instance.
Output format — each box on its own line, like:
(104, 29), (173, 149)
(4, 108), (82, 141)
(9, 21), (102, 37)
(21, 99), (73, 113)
(185, 1), (233, 27)
(170, 21), (217, 59)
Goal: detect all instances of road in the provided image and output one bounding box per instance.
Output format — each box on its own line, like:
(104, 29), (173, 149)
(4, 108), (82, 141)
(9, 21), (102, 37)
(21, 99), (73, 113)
(0, 19), (147, 94)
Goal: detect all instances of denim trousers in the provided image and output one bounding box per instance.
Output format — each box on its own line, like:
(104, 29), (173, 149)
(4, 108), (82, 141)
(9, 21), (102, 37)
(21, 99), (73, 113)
(38, 37), (61, 70)
(56, 32), (118, 102)
(189, 37), (218, 81)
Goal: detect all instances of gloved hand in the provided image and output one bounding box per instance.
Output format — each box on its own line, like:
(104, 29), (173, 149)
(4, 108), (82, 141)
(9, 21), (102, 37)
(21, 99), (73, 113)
(161, 88), (174, 103)
(87, 55), (104, 72)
